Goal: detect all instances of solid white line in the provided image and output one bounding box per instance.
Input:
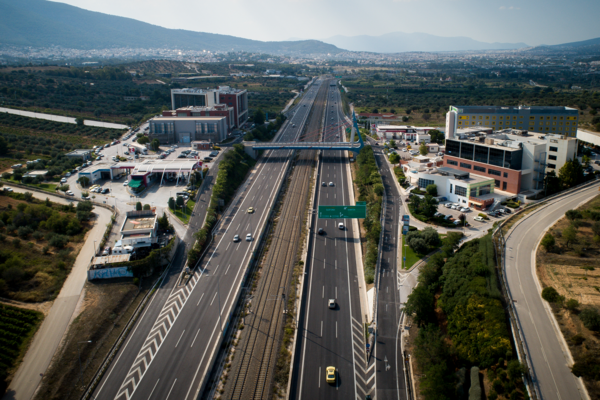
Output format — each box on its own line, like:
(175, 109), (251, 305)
(324, 258), (326, 269)
(175, 330), (185, 348)
(319, 367), (321, 388)
(210, 292), (217, 306)
(165, 379), (177, 400)
(322, 286), (324, 298)
(190, 329), (200, 348)
(335, 287), (337, 299)
(336, 321), (338, 338)
(148, 379), (160, 399)
(196, 293), (204, 306)
(321, 321), (323, 337)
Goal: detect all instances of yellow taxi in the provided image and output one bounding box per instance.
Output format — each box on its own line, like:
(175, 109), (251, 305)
(325, 366), (336, 384)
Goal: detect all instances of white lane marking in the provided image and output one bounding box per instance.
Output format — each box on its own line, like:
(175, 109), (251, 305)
(165, 379), (177, 400)
(210, 292), (217, 306)
(336, 321), (338, 338)
(319, 367), (321, 388)
(335, 287), (337, 299)
(260, 196), (263, 201)
(148, 379), (160, 399)
(322, 286), (324, 298)
(191, 329), (201, 348)
(226, 242), (230, 251)
(252, 196), (255, 201)
(335, 259), (337, 269)
(236, 223), (240, 230)
(321, 321), (323, 337)
(245, 224), (249, 230)
(175, 330), (185, 348)
(225, 264), (230, 275)
(324, 258), (326, 269)
(213, 265), (219, 274)
(236, 243), (241, 251)
(196, 293), (204, 307)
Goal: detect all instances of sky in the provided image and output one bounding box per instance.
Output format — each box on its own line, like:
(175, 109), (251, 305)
(53, 0), (600, 46)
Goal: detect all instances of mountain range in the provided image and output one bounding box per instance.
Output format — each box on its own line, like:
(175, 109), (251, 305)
(0, 0), (341, 55)
(320, 32), (529, 53)
(1, 0), (599, 56)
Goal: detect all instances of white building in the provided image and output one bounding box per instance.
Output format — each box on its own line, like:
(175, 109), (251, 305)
(118, 210), (158, 249)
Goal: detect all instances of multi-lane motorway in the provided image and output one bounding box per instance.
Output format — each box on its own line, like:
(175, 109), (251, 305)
(91, 80), (324, 400)
(291, 82), (372, 400)
(505, 182), (600, 400)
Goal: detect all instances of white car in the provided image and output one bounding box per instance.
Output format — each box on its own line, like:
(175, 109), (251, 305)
(338, 223), (344, 230)
(474, 216), (485, 222)
(451, 204), (458, 210)
(460, 207), (470, 212)
(233, 234), (240, 242)
(246, 233), (252, 241)
(65, 172), (71, 177)
(445, 203), (452, 208)
(60, 178), (67, 183)
(328, 299), (336, 309)
(66, 190), (74, 196)
(123, 181), (128, 186)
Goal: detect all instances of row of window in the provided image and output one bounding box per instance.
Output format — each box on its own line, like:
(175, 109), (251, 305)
(461, 115), (577, 121)
(459, 121), (575, 127)
(494, 180), (508, 191)
(418, 178), (435, 189)
(451, 159), (510, 178)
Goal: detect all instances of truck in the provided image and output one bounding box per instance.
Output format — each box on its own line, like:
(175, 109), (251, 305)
(129, 143), (148, 155)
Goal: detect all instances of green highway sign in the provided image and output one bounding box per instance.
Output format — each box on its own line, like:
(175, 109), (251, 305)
(318, 205), (367, 219)
(356, 201), (366, 206)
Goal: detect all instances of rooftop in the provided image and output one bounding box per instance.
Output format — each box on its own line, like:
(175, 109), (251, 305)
(67, 149), (92, 156)
(122, 210), (157, 232)
(152, 116), (226, 122)
(451, 105), (578, 115)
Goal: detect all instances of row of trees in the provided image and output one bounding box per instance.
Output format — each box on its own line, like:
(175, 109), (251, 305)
(544, 158), (594, 196)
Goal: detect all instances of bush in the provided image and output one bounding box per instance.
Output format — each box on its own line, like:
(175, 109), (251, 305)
(49, 234), (69, 249)
(541, 286), (563, 303)
(565, 298), (580, 311)
(541, 233), (555, 252)
(579, 307), (600, 331)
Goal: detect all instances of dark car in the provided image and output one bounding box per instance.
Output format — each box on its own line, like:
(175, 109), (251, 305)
(101, 188), (110, 194)
(318, 228), (324, 235)
(178, 154), (187, 158)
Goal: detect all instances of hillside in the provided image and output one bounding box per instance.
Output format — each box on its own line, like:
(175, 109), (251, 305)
(0, 0), (342, 55)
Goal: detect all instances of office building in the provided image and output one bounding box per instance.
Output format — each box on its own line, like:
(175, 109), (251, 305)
(163, 104), (235, 131)
(445, 105), (579, 139)
(148, 116), (228, 144)
(218, 86), (249, 128)
(170, 86), (248, 128)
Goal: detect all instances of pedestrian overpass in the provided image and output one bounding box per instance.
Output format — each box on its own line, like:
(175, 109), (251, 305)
(252, 112), (365, 153)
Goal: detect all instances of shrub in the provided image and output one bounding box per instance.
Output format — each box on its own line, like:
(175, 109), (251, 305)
(49, 234), (69, 249)
(541, 233), (555, 252)
(579, 307), (600, 331)
(565, 298), (580, 311)
(12, 238), (20, 248)
(541, 286), (563, 303)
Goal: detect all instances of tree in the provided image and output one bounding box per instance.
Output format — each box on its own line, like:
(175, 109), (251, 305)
(143, 204), (151, 210)
(559, 158), (585, 189)
(541, 233), (555, 252)
(541, 286), (563, 303)
(409, 237), (429, 255)
(388, 153), (400, 164)
(158, 212), (170, 231)
(422, 113), (431, 121)
(389, 139), (397, 149)
(429, 129), (445, 144)
(579, 308), (600, 331)
(373, 183), (384, 196)
(565, 299), (580, 311)
(58, 184), (69, 193)
(0, 137), (7, 156)
(565, 209), (582, 221)
(78, 176), (90, 187)
(422, 195), (439, 218)
(419, 142), (428, 156)
(135, 202), (142, 211)
(75, 117), (84, 126)
(544, 170), (561, 195)
(168, 197), (175, 210)
(425, 184), (437, 197)
(582, 155), (591, 168)
(421, 227), (441, 248)
(137, 136), (150, 145)
(592, 221), (600, 237)
(563, 224), (578, 248)
(253, 109), (265, 125)
(404, 285), (435, 326)
(458, 213), (467, 226)
(176, 196), (185, 207)
(151, 139), (160, 151)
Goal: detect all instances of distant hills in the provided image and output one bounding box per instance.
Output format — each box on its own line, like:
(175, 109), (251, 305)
(321, 32), (529, 53)
(0, 0), (342, 55)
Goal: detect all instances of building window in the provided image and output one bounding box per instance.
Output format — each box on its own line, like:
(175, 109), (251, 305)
(474, 165), (486, 173)
(450, 184), (453, 194)
(478, 184), (491, 196)
(502, 181), (507, 190)
(488, 168), (501, 176)
(503, 172), (508, 178)
(494, 180), (500, 188)
(549, 146), (558, 152)
(529, 116), (535, 120)
(547, 163), (556, 169)
(548, 155), (557, 161)
(418, 178), (435, 188)
(461, 143), (474, 160)
(489, 148), (504, 167)
(447, 159), (458, 166)
(460, 162), (472, 169)
(455, 186), (467, 197)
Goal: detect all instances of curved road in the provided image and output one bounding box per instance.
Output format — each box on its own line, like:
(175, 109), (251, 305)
(505, 182), (599, 400)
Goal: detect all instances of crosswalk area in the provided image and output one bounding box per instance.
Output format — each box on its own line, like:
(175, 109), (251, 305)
(351, 316), (376, 399)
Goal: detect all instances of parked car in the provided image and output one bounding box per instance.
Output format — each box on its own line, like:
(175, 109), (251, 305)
(445, 203), (452, 208)
(474, 216), (485, 222)
(101, 188), (109, 194)
(444, 215), (453, 220)
(434, 212), (443, 218)
(101, 247), (110, 256)
(3, 187), (13, 192)
(60, 178), (67, 183)
(460, 207), (470, 212)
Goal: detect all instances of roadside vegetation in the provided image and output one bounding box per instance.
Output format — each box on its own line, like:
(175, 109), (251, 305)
(0, 303), (43, 396)
(243, 113), (286, 142)
(404, 234), (528, 400)
(537, 195), (600, 398)
(354, 146), (383, 284)
(0, 192), (93, 302)
(187, 145), (256, 266)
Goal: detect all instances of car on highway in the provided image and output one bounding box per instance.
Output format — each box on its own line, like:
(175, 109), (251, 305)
(338, 223), (344, 230)
(318, 228), (324, 235)
(326, 366), (336, 384)
(65, 190), (74, 196)
(322, 182), (326, 186)
(474, 216), (485, 222)
(247, 207), (254, 214)
(233, 235), (240, 242)
(246, 233), (252, 241)
(328, 299), (336, 309)
(329, 182), (334, 187)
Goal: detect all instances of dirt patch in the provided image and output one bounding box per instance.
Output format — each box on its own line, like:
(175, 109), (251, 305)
(0, 297), (53, 316)
(33, 279), (151, 400)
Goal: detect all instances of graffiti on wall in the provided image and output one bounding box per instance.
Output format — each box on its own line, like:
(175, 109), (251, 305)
(88, 267), (133, 280)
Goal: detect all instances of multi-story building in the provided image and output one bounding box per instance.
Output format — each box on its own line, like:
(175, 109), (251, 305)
(218, 86), (248, 128)
(163, 104), (235, 131)
(170, 87), (248, 128)
(170, 88), (219, 109)
(445, 105), (579, 138)
(443, 129), (577, 193)
(375, 125), (437, 140)
(148, 116), (228, 144)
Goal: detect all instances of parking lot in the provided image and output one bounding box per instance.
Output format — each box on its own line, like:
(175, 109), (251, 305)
(435, 200), (511, 228)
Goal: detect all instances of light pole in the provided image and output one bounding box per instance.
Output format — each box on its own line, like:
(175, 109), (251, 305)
(93, 241), (97, 256)
(77, 340), (92, 385)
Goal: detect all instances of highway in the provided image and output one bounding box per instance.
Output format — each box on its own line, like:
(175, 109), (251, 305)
(370, 143), (410, 400)
(290, 82), (371, 400)
(504, 182), (600, 400)
(91, 80), (324, 400)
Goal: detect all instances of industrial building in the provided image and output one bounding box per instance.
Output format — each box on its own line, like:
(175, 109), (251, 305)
(148, 115), (228, 144)
(445, 105), (579, 138)
(162, 104), (235, 131)
(170, 86), (248, 128)
(375, 125), (437, 140)
(66, 149), (92, 161)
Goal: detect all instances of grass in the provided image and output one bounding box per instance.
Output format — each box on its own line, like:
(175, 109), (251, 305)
(2, 178), (58, 193)
(172, 199), (195, 224)
(402, 234), (422, 270)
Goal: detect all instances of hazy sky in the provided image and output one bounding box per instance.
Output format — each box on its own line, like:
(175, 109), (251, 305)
(53, 0), (600, 46)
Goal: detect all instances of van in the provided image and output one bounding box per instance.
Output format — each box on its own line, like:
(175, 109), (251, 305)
(112, 246), (134, 255)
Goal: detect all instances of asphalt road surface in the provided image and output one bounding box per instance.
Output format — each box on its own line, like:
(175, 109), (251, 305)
(290, 83), (369, 400)
(505, 182), (600, 400)
(91, 80), (324, 400)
